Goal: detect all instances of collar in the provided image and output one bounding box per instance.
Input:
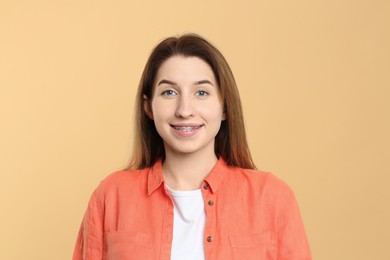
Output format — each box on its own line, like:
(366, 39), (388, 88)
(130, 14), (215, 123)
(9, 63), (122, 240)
(147, 157), (229, 196)
(147, 160), (164, 196)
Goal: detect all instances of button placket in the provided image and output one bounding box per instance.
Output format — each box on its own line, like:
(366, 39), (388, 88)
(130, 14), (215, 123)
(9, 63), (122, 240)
(161, 191), (174, 260)
(203, 181), (216, 248)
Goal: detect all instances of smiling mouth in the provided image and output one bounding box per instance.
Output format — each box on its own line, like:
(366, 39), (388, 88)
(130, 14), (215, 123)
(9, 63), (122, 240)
(171, 125), (203, 131)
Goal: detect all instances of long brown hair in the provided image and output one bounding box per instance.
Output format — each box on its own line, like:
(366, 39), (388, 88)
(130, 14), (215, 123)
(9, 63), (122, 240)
(127, 34), (256, 170)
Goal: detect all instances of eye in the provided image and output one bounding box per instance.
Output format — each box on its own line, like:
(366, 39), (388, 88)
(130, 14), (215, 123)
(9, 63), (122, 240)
(196, 90), (209, 97)
(161, 89), (177, 96)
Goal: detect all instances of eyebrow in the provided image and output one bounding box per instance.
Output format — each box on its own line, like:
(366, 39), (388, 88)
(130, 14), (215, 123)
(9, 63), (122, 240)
(196, 80), (214, 86)
(157, 79), (177, 86)
(157, 79), (214, 86)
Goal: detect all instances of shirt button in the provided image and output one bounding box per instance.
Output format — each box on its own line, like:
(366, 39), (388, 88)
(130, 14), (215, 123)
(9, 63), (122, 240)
(207, 236), (213, 242)
(208, 200), (214, 206)
(203, 184), (210, 190)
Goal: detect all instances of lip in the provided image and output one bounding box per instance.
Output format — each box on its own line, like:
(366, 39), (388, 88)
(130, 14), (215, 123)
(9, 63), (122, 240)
(170, 123), (203, 137)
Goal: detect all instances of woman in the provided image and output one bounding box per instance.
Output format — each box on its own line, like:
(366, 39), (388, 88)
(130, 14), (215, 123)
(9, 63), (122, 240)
(73, 34), (312, 260)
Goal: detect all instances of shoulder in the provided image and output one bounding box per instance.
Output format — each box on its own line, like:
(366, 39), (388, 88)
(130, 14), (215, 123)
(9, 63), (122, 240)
(227, 166), (289, 186)
(225, 166), (295, 200)
(92, 168), (150, 199)
(103, 168), (148, 185)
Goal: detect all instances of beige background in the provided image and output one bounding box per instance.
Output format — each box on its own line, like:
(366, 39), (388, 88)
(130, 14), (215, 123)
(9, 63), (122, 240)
(1, 0), (389, 259)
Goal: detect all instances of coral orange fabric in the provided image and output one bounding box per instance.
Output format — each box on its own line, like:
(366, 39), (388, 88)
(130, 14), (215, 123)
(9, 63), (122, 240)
(73, 158), (311, 260)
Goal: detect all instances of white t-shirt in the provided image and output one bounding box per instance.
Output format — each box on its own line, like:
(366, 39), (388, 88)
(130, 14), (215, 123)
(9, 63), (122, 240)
(166, 185), (206, 260)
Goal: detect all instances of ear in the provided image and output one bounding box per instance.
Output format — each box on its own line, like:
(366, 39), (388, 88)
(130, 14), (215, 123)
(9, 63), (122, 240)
(143, 95), (154, 120)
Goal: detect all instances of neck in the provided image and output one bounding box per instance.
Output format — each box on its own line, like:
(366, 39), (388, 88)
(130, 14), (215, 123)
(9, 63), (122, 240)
(162, 149), (218, 191)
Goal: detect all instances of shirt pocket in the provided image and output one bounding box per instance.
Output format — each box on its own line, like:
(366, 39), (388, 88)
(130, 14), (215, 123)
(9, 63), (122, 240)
(103, 230), (154, 260)
(229, 232), (277, 260)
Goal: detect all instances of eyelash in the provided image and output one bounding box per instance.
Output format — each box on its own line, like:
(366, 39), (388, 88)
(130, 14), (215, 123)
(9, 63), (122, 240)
(161, 89), (177, 96)
(195, 90), (209, 97)
(160, 89), (209, 97)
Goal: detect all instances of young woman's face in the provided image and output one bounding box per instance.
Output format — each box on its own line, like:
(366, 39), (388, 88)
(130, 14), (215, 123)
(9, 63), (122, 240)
(147, 56), (225, 157)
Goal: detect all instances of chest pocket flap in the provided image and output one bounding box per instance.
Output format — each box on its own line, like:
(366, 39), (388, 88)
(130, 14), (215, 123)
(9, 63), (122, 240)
(229, 232), (277, 260)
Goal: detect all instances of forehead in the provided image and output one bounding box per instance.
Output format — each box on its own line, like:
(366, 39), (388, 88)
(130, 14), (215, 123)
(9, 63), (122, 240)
(155, 56), (217, 84)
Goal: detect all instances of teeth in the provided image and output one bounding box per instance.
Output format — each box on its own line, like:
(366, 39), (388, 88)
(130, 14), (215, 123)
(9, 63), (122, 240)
(173, 126), (201, 131)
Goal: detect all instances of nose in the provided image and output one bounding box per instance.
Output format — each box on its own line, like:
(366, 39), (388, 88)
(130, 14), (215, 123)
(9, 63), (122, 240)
(175, 95), (195, 118)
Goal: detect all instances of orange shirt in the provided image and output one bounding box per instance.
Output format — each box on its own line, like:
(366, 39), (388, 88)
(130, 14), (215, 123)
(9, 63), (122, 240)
(73, 158), (311, 260)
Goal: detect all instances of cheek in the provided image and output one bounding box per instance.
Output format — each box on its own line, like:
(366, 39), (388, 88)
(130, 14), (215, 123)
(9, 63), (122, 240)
(151, 101), (174, 124)
(199, 101), (224, 120)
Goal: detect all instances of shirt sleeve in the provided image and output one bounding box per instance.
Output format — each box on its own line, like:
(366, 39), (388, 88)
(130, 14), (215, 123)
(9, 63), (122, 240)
(276, 187), (312, 260)
(73, 188), (104, 260)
